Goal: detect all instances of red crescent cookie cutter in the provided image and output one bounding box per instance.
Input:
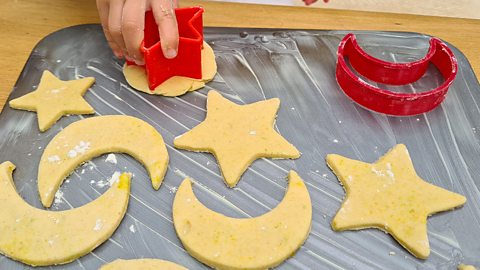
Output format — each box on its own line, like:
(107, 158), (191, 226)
(127, 6), (204, 90)
(335, 33), (458, 116)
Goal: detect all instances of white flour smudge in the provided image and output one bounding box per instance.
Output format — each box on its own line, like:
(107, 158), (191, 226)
(105, 153), (117, 164)
(93, 219), (103, 231)
(47, 155), (61, 163)
(67, 141), (91, 158)
(96, 172), (122, 188)
(168, 186), (178, 194)
(54, 190), (64, 204)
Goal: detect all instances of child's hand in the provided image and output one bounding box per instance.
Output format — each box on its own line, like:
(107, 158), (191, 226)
(97, 0), (179, 65)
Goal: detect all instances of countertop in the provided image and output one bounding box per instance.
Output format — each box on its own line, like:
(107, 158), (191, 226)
(0, 0), (479, 109)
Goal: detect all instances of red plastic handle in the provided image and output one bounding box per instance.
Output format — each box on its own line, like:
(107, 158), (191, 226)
(335, 33), (458, 116)
(127, 6), (204, 90)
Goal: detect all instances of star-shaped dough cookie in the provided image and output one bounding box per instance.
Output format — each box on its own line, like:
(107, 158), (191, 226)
(9, 70), (95, 132)
(326, 144), (466, 259)
(174, 90), (300, 187)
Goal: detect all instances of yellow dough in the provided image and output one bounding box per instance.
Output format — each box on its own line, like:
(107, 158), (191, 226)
(9, 70), (95, 132)
(0, 161), (130, 266)
(458, 264), (477, 270)
(174, 90), (300, 187)
(326, 144), (466, 259)
(173, 171), (312, 270)
(38, 115), (169, 207)
(99, 259), (188, 270)
(123, 41), (217, 97)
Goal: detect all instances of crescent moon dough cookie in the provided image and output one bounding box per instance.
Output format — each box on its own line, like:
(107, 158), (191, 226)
(38, 115), (169, 208)
(0, 161), (131, 266)
(9, 70), (95, 132)
(123, 41), (217, 97)
(100, 259), (188, 270)
(173, 171), (312, 270)
(174, 90), (300, 187)
(326, 144), (466, 259)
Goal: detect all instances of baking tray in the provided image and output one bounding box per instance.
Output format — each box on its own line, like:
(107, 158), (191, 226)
(0, 25), (479, 269)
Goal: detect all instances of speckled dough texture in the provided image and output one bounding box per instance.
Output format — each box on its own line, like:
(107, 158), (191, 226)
(123, 42), (217, 96)
(37, 115), (169, 208)
(0, 162), (131, 266)
(174, 90), (300, 187)
(327, 144), (466, 259)
(173, 171), (312, 270)
(9, 70), (95, 132)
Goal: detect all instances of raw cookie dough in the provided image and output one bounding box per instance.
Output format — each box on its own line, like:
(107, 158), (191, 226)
(173, 171), (312, 270)
(9, 70), (95, 132)
(326, 144), (466, 259)
(100, 259), (188, 270)
(174, 90), (300, 187)
(0, 161), (130, 266)
(458, 264), (477, 270)
(38, 115), (169, 207)
(123, 41), (217, 96)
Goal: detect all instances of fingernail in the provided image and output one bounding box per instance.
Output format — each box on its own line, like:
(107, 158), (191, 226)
(125, 55), (134, 62)
(131, 53), (144, 65)
(165, 48), (177, 59)
(134, 59), (145, 65)
(114, 50), (123, 59)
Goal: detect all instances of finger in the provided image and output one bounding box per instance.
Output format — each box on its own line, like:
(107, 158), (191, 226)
(106, 31), (124, 59)
(97, 0), (123, 58)
(151, 0), (179, 59)
(108, 0), (128, 58)
(122, 0), (147, 65)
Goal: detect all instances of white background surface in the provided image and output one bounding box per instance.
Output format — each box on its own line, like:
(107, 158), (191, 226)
(211, 0), (480, 19)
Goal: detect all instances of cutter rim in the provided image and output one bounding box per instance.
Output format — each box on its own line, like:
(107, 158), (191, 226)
(335, 33), (458, 116)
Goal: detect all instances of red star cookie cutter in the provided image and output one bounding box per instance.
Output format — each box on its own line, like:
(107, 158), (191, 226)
(127, 6), (204, 90)
(335, 33), (458, 116)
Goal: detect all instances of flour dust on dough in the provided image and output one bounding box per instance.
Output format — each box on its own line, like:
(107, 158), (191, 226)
(174, 90), (300, 187)
(123, 41), (217, 96)
(9, 70), (95, 132)
(326, 144), (466, 259)
(0, 161), (131, 266)
(38, 115), (169, 208)
(173, 171), (312, 270)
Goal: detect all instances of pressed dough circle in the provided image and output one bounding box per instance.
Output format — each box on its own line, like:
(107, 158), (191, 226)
(123, 41), (217, 97)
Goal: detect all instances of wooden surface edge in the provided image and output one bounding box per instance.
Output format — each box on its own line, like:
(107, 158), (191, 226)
(0, 0), (479, 110)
